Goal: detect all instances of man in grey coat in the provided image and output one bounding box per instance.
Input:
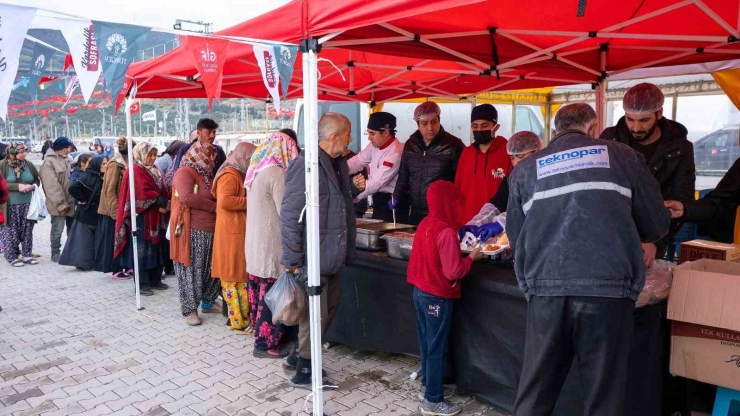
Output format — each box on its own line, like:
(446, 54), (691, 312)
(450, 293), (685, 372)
(280, 112), (357, 389)
(507, 103), (670, 416)
(40, 137), (75, 262)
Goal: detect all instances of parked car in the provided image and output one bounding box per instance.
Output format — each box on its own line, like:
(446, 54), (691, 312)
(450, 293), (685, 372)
(89, 137), (118, 154)
(693, 127), (740, 172)
(32, 143), (44, 153)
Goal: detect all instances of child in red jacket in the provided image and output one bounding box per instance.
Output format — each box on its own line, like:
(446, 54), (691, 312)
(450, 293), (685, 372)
(407, 180), (483, 416)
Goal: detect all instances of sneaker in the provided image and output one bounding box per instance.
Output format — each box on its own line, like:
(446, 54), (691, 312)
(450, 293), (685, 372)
(139, 286), (154, 296)
(51, 253), (60, 263)
(419, 385), (455, 401)
(11, 259), (24, 267)
(23, 258), (39, 265)
(420, 399), (461, 416)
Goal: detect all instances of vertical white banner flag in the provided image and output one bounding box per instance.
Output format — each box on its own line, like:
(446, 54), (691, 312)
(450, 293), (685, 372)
(56, 19), (102, 105)
(253, 43), (281, 113)
(0, 5), (36, 121)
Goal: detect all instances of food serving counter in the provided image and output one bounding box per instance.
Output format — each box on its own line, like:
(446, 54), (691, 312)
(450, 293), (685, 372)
(326, 251), (667, 416)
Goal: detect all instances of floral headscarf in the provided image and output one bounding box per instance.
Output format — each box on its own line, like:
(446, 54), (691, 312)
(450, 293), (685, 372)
(182, 141), (217, 190)
(132, 142), (161, 181)
(6, 142), (28, 179)
(244, 132), (299, 190)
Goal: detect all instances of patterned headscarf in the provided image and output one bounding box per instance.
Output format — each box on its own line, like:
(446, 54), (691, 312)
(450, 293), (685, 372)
(132, 142), (161, 181)
(6, 141), (28, 179)
(244, 132), (299, 190)
(182, 141), (217, 190)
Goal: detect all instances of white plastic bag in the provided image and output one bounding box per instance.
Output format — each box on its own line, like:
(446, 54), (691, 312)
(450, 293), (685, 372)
(264, 271), (308, 326)
(26, 187), (48, 221)
(466, 203), (501, 226)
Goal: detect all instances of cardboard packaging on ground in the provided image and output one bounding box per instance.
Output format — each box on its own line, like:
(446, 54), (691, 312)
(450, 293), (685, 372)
(678, 240), (740, 264)
(668, 259), (740, 391)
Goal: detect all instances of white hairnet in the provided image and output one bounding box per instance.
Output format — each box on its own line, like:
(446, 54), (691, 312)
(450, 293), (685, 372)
(623, 83), (664, 114)
(507, 131), (543, 155)
(414, 101), (441, 121)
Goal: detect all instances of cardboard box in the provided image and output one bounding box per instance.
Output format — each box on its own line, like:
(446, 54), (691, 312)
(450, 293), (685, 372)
(668, 259), (740, 390)
(678, 240), (740, 264)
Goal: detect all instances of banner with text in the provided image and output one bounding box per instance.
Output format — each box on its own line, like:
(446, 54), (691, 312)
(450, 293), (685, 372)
(185, 36), (229, 110)
(55, 19), (102, 105)
(28, 43), (55, 104)
(142, 110), (156, 122)
(253, 43), (281, 112)
(274, 44), (298, 99)
(93, 21), (150, 103)
(0, 5), (37, 120)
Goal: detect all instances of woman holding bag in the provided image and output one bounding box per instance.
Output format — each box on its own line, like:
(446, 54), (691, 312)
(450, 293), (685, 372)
(211, 142), (256, 334)
(244, 132), (299, 358)
(0, 142), (40, 267)
(59, 157), (104, 270)
(113, 142), (169, 296)
(171, 142), (221, 326)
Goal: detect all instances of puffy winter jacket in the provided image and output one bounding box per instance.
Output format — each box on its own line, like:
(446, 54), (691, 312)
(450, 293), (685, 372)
(600, 117), (695, 255)
(281, 149), (357, 276)
(394, 126), (465, 219)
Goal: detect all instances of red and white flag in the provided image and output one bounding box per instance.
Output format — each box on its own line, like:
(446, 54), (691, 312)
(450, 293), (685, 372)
(129, 100), (141, 114)
(253, 43), (281, 113)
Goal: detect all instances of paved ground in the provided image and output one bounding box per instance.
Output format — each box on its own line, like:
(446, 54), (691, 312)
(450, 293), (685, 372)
(0, 220), (504, 416)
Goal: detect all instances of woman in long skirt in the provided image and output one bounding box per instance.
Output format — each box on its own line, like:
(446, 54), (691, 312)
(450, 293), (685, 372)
(95, 138), (131, 277)
(0, 142), (41, 267)
(170, 142), (221, 326)
(113, 142), (169, 296)
(244, 132), (299, 357)
(60, 157), (104, 270)
(211, 142), (256, 334)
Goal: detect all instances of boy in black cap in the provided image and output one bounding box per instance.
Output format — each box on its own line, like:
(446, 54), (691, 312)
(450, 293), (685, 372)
(347, 112), (404, 222)
(454, 104), (512, 225)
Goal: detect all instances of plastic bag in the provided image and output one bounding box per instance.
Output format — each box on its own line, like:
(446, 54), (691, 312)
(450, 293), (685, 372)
(265, 270), (308, 326)
(466, 203), (501, 227)
(636, 259), (675, 308)
(26, 187), (48, 221)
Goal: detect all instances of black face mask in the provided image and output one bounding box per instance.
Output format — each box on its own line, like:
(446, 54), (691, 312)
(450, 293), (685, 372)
(472, 130), (494, 145)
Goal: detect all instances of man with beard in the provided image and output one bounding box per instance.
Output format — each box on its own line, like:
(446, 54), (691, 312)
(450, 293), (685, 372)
(455, 104), (513, 225)
(600, 83), (695, 266)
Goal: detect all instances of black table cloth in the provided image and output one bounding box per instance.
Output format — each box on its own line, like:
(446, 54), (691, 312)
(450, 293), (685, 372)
(326, 251), (666, 416)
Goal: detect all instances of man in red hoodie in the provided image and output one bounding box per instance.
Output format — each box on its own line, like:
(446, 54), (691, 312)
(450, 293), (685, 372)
(408, 180), (483, 416)
(454, 104), (513, 225)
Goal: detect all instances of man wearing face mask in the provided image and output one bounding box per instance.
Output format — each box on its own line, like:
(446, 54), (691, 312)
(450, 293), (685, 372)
(600, 83), (695, 267)
(454, 104), (513, 225)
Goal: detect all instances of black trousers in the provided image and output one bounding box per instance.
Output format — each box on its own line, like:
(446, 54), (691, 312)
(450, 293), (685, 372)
(371, 193), (394, 223)
(513, 296), (635, 416)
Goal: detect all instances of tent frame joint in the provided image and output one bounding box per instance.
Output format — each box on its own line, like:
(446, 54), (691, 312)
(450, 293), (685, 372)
(347, 61), (355, 67)
(300, 37), (322, 53)
(307, 285), (323, 296)
(347, 90), (356, 96)
(588, 31), (597, 38)
(600, 43), (609, 51)
(488, 27), (497, 34)
(729, 35), (739, 43)
(413, 34), (421, 42)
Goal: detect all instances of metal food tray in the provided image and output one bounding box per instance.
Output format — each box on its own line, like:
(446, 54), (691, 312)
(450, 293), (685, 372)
(356, 223), (416, 251)
(381, 232), (415, 260)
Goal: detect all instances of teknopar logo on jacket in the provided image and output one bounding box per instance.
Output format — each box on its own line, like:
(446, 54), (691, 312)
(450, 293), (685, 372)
(536, 145), (610, 179)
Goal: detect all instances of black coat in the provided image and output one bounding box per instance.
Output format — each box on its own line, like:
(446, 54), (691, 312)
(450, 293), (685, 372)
(394, 126), (465, 217)
(281, 149), (357, 276)
(68, 158), (104, 226)
(684, 158), (740, 243)
(600, 117), (696, 253)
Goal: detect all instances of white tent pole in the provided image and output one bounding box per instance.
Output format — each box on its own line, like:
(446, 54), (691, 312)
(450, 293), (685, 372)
(125, 97), (143, 311)
(302, 45), (324, 416)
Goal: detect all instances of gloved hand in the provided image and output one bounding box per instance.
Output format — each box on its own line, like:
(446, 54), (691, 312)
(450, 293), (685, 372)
(387, 195), (400, 211)
(477, 222), (504, 242)
(458, 224), (480, 241)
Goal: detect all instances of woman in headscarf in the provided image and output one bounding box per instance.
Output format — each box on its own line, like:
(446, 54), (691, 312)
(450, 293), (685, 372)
(96, 137), (133, 278)
(155, 140), (186, 176)
(114, 142), (169, 297)
(0, 142), (40, 267)
(244, 132), (299, 358)
(59, 157), (104, 270)
(170, 141), (221, 326)
(211, 142), (257, 334)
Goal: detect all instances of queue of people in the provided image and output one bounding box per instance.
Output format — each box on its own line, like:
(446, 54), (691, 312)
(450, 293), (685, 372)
(4, 81), (739, 416)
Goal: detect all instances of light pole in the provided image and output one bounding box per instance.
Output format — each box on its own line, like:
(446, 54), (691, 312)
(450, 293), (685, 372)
(99, 109), (105, 136)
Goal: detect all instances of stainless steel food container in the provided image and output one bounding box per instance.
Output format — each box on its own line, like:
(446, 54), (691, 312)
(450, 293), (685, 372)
(355, 223), (415, 251)
(382, 233), (415, 260)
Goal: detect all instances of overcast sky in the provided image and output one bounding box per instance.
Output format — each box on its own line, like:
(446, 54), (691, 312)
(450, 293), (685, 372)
(17, 0), (290, 32)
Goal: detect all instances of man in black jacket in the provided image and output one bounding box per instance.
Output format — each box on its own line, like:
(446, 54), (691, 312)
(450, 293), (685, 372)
(172, 119), (227, 174)
(391, 101), (465, 225)
(600, 83), (695, 266)
(281, 112), (357, 389)
(665, 157), (740, 243)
